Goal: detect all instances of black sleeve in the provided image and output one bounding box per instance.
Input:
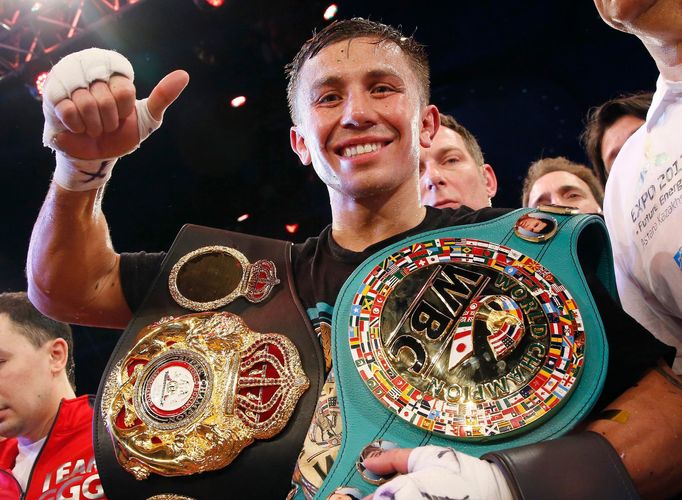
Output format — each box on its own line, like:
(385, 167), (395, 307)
(587, 272), (676, 410)
(119, 251), (166, 313)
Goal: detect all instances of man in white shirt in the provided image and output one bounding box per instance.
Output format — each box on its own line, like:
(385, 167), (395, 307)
(595, 0), (682, 373)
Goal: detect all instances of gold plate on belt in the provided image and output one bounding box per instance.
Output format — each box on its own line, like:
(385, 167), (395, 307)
(101, 312), (309, 479)
(349, 238), (584, 440)
(513, 212), (558, 243)
(168, 246), (280, 311)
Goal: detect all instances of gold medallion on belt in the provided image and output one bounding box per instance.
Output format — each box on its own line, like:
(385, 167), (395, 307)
(349, 238), (585, 439)
(101, 311), (309, 479)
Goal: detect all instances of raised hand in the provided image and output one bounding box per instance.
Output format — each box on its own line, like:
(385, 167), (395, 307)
(52, 70), (189, 160)
(42, 48), (189, 161)
(40, 48), (189, 191)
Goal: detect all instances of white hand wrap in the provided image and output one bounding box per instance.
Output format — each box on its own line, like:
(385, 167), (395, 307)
(42, 48), (134, 148)
(373, 446), (513, 500)
(42, 48), (163, 191)
(52, 153), (118, 192)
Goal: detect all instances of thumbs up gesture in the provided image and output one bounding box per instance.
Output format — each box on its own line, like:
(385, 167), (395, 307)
(41, 48), (189, 190)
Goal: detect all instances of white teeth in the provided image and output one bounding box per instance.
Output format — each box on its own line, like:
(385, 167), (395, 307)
(342, 142), (382, 158)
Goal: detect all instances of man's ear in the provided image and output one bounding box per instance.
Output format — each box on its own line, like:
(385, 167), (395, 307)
(419, 105), (440, 148)
(47, 338), (69, 374)
(290, 126), (312, 166)
(482, 164), (498, 198)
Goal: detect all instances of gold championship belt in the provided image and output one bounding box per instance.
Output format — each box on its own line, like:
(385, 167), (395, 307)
(316, 210), (609, 498)
(101, 311), (309, 479)
(348, 240), (583, 439)
(93, 226), (324, 499)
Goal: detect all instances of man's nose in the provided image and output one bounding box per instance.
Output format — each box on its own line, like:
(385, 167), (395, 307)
(340, 92), (375, 128)
(422, 162), (446, 189)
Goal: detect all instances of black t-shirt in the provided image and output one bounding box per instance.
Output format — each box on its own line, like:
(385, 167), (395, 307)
(120, 206), (674, 409)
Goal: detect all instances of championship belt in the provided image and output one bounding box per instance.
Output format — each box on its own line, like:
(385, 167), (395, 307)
(94, 225), (324, 499)
(317, 208), (613, 498)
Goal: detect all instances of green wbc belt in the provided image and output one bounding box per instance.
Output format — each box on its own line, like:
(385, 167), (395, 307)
(318, 208), (612, 498)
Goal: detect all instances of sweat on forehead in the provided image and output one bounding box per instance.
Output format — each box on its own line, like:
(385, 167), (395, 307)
(285, 17), (430, 123)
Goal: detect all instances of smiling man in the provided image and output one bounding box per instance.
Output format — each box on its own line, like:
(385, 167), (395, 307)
(287, 27), (438, 249)
(26, 17), (679, 500)
(419, 113), (497, 210)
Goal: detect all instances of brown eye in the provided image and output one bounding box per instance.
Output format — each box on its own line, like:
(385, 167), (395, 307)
(319, 93), (340, 104)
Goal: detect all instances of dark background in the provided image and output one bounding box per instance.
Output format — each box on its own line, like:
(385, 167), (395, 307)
(0, 0), (658, 394)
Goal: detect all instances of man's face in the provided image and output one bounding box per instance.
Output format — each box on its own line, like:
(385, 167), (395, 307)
(419, 126), (497, 210)
(0, 315), (55, 441)
(290, 37), (437, 202)
(601, 114), (644, 174)
(518, 217), (548, 233)
(593, 0), (681, 41)
(527, 171), (602, 214)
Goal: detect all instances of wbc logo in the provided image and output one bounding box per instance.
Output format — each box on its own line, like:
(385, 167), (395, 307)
(349, 238), (584, 440)
(448, 295), (525, 370)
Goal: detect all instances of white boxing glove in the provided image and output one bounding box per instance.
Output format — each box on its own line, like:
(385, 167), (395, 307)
(42, 48), (163, 191)
(373, 445), (513, 500)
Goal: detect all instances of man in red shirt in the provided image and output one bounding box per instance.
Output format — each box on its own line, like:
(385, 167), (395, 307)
(0, 292), (104, 499)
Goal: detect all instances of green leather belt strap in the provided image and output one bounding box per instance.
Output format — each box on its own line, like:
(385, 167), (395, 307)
(317, 208), (612, 498)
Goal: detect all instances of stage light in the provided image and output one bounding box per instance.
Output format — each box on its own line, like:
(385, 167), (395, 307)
(193, 0), (224, 10)
(34, 71), (49, 97)
(323, 4), (337, 20)
(230, 95), (246, 108)
(237, 213), (250, 222)
(285, 223), (299, 234)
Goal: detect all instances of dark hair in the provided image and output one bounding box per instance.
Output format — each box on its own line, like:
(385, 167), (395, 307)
(439, 113), (485, 167)
(285, 18), (430, 123)
(0, 292), (75, 389)
(521, 156), (604, 208)
(581, 92), (652, 186)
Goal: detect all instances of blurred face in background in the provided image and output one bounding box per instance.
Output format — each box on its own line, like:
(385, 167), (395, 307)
(527, 171), (602, 214)
(420, 126), (496, 210)
(600, 114), (644, 174)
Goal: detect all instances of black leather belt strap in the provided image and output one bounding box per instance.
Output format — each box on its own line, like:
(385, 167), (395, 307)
(483, 432), (639, 500)
(94, 224), (324, 499)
